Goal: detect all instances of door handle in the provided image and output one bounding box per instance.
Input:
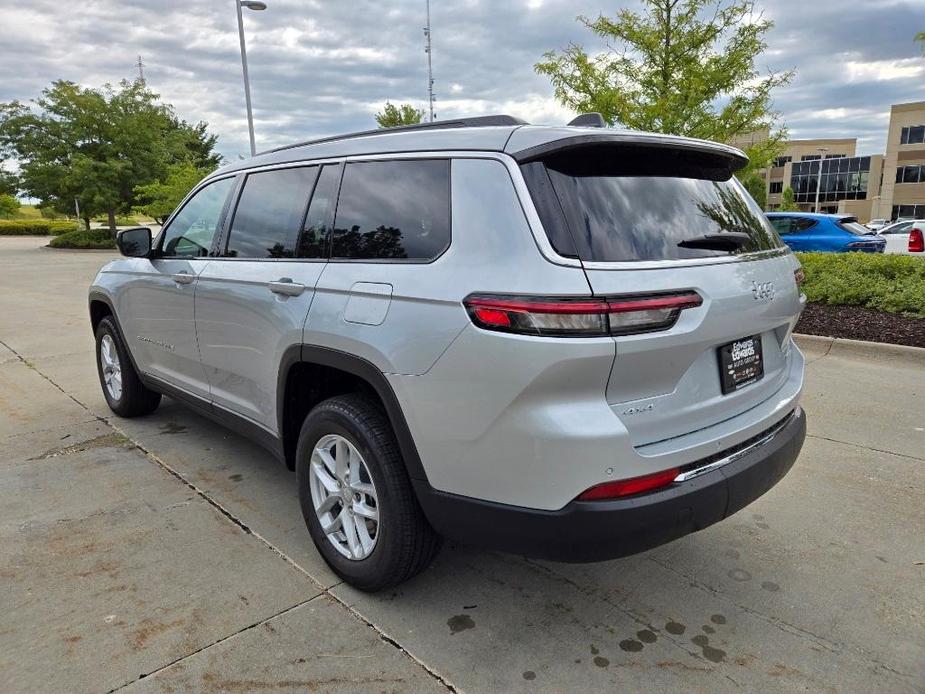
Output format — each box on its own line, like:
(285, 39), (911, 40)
(172, 271), (195, 285)
(268, 278), (306, 297)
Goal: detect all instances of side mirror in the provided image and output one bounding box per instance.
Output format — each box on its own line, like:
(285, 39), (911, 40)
(116, 227), (152, 258)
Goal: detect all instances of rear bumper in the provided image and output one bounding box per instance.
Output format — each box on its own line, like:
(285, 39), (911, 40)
(414, 407), (806, 562)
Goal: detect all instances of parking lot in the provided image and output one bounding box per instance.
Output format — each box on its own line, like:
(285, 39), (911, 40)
(1, 235), (923, 693)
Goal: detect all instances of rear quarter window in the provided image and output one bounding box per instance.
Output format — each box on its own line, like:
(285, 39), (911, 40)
(524, 145), (784, 262)
(331, 159), (450, 261)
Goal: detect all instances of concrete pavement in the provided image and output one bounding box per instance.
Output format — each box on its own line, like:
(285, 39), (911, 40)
(1, 235), (923, 693)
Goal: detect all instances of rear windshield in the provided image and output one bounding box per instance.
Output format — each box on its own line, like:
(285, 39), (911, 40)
(837, 220), (872, 235)
(522, 146), (784, 262)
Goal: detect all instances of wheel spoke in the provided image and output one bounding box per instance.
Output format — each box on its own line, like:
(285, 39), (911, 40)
(316, 493), (339, 515)
(316, 447), (337, 478)
(335, 439), (349, 483)
(311, 461), (340, 494)
(353, 499), (378, 521)
(351, 482), (375, 498)
(321, 510), (343, 535)
(341, 511), (362, 558)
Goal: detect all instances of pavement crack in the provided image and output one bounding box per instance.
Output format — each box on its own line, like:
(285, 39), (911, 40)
(806, 433), (925, 462)
(803, 338), (835, 365)
(106, 595), (324, 693)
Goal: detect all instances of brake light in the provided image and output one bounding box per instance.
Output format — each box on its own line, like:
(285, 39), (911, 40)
(463, 292), (702, 337)
(909, 228), (924, 253)
(578, 468), (680, 500)
(793, 267), (805, 287)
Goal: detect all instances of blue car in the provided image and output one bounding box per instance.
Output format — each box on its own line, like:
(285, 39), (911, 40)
(766, 213), (886, 253)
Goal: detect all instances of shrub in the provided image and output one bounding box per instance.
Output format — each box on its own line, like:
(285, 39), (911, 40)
(48, 228), (115, 249)
(0, 219), (76, 235)
(0, 193), (21, 218)
(92, 215), (140, 226)
(796, 252), (925, 317)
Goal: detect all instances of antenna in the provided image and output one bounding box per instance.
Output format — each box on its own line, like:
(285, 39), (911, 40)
(136, 55), (145, 83)
(423, 0), (435, 122)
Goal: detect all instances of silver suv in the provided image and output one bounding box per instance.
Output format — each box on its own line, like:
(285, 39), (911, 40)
(89, 116), (807, 590)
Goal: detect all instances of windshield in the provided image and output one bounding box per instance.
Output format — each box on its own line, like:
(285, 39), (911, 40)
(525, 146), (784, 262)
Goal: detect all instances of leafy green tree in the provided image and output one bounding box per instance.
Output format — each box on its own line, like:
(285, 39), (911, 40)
(0, 193), (19, 218)
(375, 102), (425, 128)
(0, 167), (17, 196)
(779, 187), (799, 211)
(535, 0), (792, 171)
(741, 172), (767, 210)
(0, 80), (220, 236)
(134, 161), (211, 223)
(917, 31), (924, 50)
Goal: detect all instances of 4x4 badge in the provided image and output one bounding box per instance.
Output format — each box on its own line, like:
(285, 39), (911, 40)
(752, 281), (775, 301)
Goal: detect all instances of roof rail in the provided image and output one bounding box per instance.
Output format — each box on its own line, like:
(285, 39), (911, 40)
(264, 115), (528, 155)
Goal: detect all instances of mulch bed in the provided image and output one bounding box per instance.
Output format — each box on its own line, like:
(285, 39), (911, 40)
(796, 303), (925, 349)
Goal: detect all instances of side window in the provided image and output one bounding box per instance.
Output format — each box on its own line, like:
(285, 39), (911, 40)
(331, 159), (450, 260)
(769, 217), (792, 235)
(161, 177), (235, 257)
(793, 218), (818, 232)
(225, 167), (318, 258)
(299, 164), (341, 259)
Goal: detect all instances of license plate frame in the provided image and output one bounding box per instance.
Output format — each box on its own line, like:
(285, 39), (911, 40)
(718, 335), (764, 395)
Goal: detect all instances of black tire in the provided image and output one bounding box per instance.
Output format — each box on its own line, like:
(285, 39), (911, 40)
(95, 316), (161, 417)
(296, 394), (441, 591)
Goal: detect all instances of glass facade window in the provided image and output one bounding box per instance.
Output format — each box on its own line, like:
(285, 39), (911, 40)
(896, 165), (924, 184)
(769, 181), (783, 194)
(789, 156), (872, 204)
(772, 156), (791, 167)
(891, 204), (925, 220)
(801, 154), (821, 161)
(900, 126), (925, 145)
(824, 153), (846, 159)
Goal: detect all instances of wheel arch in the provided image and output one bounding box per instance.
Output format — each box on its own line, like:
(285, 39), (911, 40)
(278, 345), (429, 484)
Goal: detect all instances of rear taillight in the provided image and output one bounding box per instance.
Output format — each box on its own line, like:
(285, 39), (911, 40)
(793, 267), (805, 287)
(577, 468), (680, 500)
(463, 292), (702, 337)
(909, 229), (924, 253)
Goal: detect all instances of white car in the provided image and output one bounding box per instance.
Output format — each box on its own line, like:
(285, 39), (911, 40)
(878, 219), (925, 254)
(865, 218), (889, 231)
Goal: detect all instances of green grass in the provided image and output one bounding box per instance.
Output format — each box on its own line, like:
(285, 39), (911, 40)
(14, 205), (42, 219)
(48, 228), (115, 249)
(796, 252), (925, 318)
(0, 219), (78, 235)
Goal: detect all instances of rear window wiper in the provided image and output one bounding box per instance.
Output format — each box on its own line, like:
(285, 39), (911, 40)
(677, 232), (751, 252)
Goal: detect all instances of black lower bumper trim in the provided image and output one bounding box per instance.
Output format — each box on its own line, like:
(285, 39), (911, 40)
(414, 408), (806, 562)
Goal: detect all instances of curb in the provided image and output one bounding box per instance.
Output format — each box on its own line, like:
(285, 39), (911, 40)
(794, 333), (925, 367)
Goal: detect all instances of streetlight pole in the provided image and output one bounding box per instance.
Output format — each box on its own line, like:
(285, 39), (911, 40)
(813, 147), (828, 213)
(235, 0), (266, 157)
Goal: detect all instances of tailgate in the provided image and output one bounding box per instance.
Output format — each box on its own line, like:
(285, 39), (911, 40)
(585, 254), (803, 446)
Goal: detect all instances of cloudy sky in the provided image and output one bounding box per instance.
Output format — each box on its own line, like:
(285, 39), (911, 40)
(1, 0), (924, 162)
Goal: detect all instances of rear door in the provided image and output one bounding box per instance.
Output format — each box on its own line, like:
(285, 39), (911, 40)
(522, 143), (803, 446)
(194, 163), (340, 432)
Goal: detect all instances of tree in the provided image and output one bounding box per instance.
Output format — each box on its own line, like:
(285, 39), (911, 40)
(0, 80), (221, 236)
(535, 0), (792, 170)
(0, 167), (17, 196)
(917, 31), (925, 50)
(741, 172), (767, 210)
(375, 102), (425, 128)
(779, 187), (799, 211)
(0, 193), (19, 218)
(134, 161), (211, 223)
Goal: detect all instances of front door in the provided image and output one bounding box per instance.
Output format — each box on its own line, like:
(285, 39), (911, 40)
(195, 163), (340, 432)
(117, 176), (236, 399)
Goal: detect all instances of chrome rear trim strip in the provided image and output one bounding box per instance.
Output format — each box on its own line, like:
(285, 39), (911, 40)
(673, 409), (798, 483)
